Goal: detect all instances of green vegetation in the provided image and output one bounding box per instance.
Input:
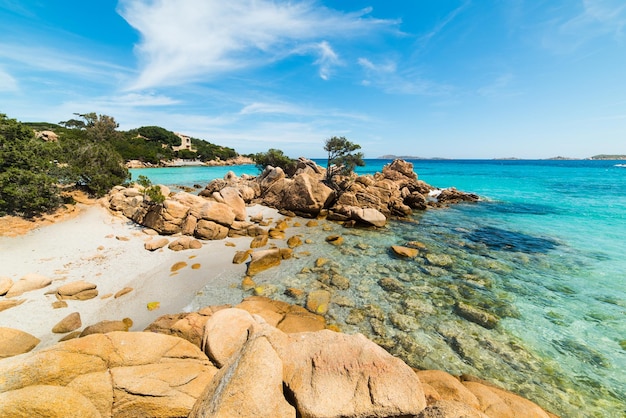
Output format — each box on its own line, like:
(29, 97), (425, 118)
(117, 127), (237, 163)
(135, 126), (180, 146)
(0, 114), (61, 217)
(590, 154), (626, 160)
(252, 148), (297, 176)
(1, 112), (130, 217)
(111, 134), (174, 164)
(191, 137), (237, 161)
(135, 175), (166, 204)
(1, 112), (242, 218)
(324, 136), (365, 183)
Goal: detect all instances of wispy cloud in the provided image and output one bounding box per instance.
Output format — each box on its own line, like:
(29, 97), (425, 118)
(313, 41), (341, 80)
(0, 67), (18, 92)
(357, 57), (450, 96)
(108, 93), (180, 107)
(0, 0), (37, 17)
(416, 1), (471, 49)
(118, 0), (397, 90)
(477, 73), (521, 98)
(239, 102), (306, 116)
(542, 0), (626, 53)
(358, 57), (396, 73)
(0, 42), (131, 82)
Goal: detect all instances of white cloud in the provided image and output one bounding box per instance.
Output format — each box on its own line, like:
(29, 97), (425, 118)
(239, 102), (305, 115)
(109, 93), (180, 107)
(358, 57), (448, 96)
(118, 0), (397, 90)
(313, 41), (340, 80)
(0, 67), (18, 92)
(541, 0), (626, 53)
(0, 42), (131, 82)
(358, 57), (396, 73)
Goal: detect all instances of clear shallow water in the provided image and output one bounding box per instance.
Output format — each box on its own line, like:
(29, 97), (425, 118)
(132, 160), (626, 417)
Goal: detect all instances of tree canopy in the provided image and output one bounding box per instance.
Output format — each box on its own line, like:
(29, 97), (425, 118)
(1, 111), (240, 218)
(324, 136), (365, 183)
(252, 148), (297, 176)
(0, 112), (130, 217)
(0, 114), (60, 217)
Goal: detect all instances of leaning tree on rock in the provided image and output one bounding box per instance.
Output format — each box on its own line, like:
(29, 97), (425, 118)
(323, 136), (365, 184)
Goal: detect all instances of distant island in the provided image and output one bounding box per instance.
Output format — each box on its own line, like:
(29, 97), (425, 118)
(589, 154), (626, 160)
(377, 155), (447, 160)
(379, 154), (626, 160)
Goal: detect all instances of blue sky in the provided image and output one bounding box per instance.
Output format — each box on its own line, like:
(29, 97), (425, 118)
(1, 0), (624, 159)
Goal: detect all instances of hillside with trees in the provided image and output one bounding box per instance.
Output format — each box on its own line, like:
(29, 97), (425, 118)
(1, 112), (241, 217)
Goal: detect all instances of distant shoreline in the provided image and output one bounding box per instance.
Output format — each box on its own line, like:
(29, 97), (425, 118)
(376, 154), (626, 161)
(126, 156), (254, 169)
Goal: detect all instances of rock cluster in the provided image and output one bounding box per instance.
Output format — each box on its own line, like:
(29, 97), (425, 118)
(0, 297), (557, 417)
(107, 159), (478, 238)
(202, 158), (479, 227)
(108, 184), (257, 239)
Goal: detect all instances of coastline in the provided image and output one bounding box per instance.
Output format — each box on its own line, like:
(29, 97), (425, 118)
(0, 202), (284, 351)
(0, 158), (623, 415)
(126, 155), (254, 169)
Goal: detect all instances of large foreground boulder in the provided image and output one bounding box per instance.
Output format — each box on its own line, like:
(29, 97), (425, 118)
(0, 298), (557, 418)
(278, 330), (427, 418)
(0, 332), (217, 417)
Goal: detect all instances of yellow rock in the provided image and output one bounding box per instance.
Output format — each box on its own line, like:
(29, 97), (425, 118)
(391, 245), (419, 258)
(114, 287), (133, 298)
(306, 290), (331, 315)
(232, 250), (252, 264)
(242, 277), (256, 291)
(315, 258), (329, 267)
(325, 235), (344, 246)
(171, 261), (188, 272)
(147, 301), (160, 311)
(275, 220), (288, 230)
(287, 235), (303, 248)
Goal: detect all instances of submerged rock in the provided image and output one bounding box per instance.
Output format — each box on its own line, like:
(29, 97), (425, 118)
(306, 289), (331, 314)
(246, 249), (282, 276)
(391, 245), (419, 258)
(455, 302), (499, 329)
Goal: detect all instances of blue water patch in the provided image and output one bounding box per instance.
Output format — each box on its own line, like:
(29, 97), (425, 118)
(465, 226), (559, 253)
(134, 159), (626, 417)
(482, 201), (560, 216)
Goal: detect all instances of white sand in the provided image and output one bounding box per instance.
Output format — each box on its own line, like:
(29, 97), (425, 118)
(0, 202), (284, 350)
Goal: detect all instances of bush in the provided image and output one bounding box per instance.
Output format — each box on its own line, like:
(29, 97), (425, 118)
(253, 148), (297, 176)
(0, 168), (61, 217)
(59, 135), (130, 197)
(145, 185), (166, 204)
(0, 114), (62, 216)
(135, 175), (165, 204)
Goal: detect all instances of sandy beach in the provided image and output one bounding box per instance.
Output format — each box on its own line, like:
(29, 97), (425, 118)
(0, 201), (284, 351)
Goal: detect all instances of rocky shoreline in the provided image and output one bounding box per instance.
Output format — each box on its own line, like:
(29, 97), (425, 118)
(109, 159), (479, 241)
(0, 160), (560, 417)
(0, 296), (556, 417)
(126, 155), (255, 169)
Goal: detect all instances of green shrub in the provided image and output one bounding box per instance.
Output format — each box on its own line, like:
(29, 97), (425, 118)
(253, 148), (297, 176)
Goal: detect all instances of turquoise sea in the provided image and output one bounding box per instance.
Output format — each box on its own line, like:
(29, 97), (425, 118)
(131, 160), (626, 417)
